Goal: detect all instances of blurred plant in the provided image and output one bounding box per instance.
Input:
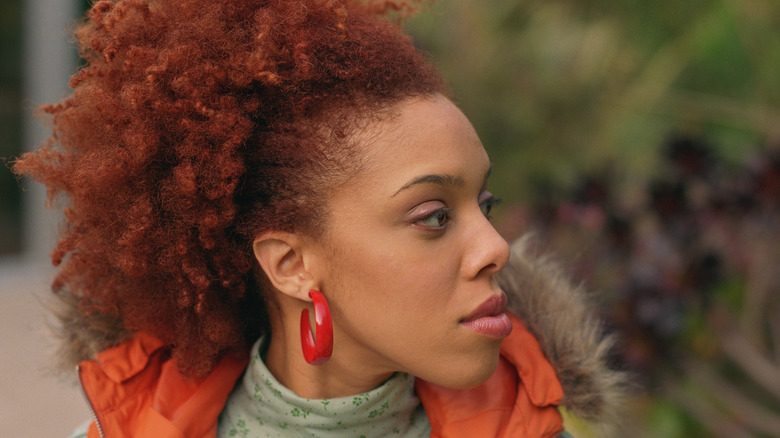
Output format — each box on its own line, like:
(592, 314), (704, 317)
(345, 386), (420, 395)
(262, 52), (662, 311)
(408, 0), (780, 202)
(516, 137), (780, 437)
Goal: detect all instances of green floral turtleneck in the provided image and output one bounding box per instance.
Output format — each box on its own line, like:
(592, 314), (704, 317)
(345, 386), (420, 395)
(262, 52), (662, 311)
(217, 338), (431, 438)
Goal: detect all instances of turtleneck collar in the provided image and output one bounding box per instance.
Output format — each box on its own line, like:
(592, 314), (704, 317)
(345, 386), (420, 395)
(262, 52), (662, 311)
(218, 337), (431, 437)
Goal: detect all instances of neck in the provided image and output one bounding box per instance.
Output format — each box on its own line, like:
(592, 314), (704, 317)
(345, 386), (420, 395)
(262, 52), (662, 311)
(265, 300), (395, 399)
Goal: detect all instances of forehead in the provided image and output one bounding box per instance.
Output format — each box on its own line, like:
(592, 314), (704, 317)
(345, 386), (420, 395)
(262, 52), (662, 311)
(352, 95), (489, 184)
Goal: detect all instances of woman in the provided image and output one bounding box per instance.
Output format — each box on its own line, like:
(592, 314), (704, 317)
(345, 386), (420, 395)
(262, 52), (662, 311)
(15, 0), (626, 436)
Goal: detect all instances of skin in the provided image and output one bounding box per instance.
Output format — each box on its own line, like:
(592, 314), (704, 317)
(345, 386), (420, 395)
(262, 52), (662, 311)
(253, 94), (511, 399)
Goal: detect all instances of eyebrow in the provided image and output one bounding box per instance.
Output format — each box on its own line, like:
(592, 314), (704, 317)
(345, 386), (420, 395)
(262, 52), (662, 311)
(391, 164), (493, 197)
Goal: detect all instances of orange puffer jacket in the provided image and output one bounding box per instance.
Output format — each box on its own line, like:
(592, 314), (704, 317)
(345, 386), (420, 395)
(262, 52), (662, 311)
(79, 314), (564, 438)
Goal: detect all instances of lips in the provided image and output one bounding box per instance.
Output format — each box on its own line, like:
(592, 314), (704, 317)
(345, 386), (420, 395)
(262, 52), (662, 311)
(460, 294), (513, 339)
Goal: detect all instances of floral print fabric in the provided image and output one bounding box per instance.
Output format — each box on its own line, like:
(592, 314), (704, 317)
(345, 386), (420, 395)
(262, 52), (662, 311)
(217, 338), (431, 438)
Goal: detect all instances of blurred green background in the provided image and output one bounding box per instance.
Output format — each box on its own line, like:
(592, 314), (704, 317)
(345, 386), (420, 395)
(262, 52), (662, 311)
(406, 1), (780, 436)
(2, 0), (779, 436)
(407, 0), (779, 204)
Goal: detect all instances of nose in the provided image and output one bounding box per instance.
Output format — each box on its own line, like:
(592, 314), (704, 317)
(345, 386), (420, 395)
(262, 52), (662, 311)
(463, 212), (510, 279)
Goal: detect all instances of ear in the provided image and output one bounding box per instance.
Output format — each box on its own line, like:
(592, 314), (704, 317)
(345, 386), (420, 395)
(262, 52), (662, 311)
(252, 231), (315, 301)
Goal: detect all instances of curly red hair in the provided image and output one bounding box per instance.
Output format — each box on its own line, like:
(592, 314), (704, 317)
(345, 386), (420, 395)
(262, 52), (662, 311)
(14, 0), (444, 375)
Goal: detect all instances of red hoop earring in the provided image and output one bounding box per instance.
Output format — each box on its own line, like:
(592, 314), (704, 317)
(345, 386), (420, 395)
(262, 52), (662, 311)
(300, 289), (333, 365)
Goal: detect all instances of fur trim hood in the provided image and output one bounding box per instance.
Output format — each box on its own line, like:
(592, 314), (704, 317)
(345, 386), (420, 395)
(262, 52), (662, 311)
(497, 236), (630, 437)
(53, 235), (629, 435)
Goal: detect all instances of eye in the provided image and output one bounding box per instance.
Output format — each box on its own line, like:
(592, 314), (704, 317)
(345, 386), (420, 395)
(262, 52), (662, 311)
(479, 194), (502, 218)
(415, 208), (452, 228)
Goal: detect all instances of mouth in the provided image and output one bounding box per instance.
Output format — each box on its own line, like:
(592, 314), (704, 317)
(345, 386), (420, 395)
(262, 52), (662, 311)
(460, 294), (513, 339)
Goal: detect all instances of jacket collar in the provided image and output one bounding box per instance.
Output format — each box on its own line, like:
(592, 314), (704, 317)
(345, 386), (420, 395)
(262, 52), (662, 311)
(79, 333), (247, 438)
(80, 314), (563, 438)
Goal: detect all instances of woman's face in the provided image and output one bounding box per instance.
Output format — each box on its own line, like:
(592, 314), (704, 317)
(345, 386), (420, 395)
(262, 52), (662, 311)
(308, 94), (512, 389)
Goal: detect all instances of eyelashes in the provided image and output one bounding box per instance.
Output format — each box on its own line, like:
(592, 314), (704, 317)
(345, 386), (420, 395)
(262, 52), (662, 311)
(479, 196), (502, 219)
(415, 207), (453, 228)
(413, 193), (501, 230)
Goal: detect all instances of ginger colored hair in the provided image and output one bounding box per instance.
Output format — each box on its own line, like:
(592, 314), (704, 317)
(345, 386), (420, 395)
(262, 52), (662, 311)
(14, 0), (444, 375)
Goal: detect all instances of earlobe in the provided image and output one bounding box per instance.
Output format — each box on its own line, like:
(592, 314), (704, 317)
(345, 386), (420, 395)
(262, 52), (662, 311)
(252, 232), (314, 301)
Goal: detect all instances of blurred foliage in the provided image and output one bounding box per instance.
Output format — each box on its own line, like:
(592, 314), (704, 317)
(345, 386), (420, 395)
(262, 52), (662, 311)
(525, 137), (780, 437)
(407, 0), (780, 204)
(408, 1), (780, 436)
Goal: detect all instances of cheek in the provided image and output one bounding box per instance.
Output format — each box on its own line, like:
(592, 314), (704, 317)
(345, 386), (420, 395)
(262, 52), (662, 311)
(329, 238), (460, 314)
(325, 238), (468, 356)
(322, 234), (503, 388)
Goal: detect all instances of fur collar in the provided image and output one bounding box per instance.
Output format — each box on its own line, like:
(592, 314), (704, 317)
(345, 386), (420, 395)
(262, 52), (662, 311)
(497, 236), (630, 437)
